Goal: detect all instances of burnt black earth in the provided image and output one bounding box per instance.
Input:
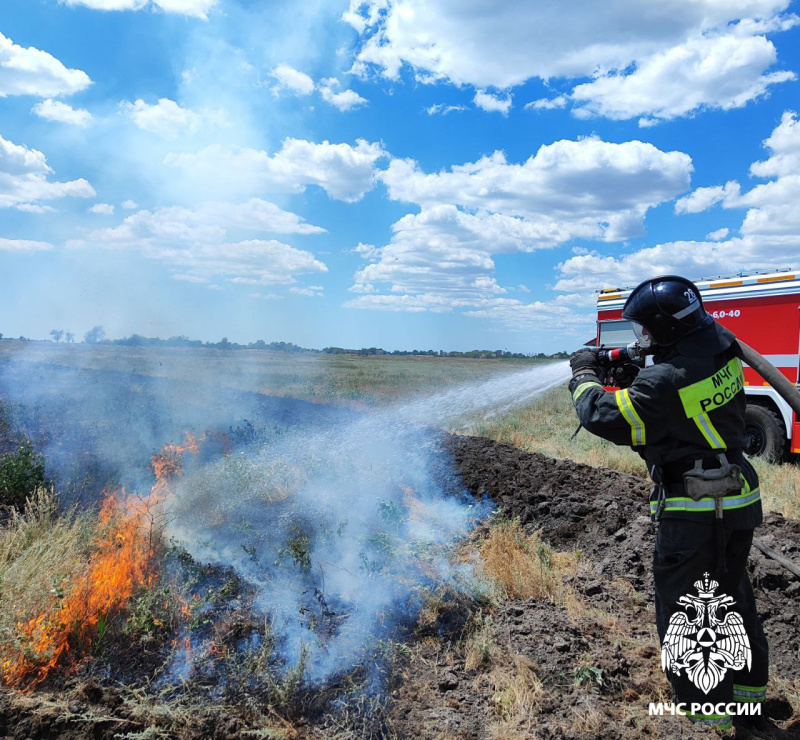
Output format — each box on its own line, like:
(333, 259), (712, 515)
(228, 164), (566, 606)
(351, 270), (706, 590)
(0, 433), (798, 739)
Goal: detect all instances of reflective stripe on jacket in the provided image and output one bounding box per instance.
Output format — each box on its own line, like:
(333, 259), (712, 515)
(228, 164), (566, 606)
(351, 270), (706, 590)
(571, 339), (762, 528)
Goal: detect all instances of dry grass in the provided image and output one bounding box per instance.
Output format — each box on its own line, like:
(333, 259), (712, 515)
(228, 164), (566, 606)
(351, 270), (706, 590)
(752, 457), (800, 519)
(479, 518), (579, 604)
(0, 489), (96, 672)
(464, 612), (495, 671)
(561, 704), (606, 737)
(488, 654), (544, 738)
(462, 385), (648, 477)
(469, 384), (800, 519)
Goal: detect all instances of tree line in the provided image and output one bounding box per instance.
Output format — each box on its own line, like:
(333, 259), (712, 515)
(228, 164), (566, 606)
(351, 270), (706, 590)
(0, 327), (569, 359)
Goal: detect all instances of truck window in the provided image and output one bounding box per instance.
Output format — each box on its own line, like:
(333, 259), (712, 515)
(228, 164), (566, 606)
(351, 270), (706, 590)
(598, 319), (636, 348)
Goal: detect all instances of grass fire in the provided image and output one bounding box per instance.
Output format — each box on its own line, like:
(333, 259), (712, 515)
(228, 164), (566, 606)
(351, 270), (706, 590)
(0, 344), (797, 739)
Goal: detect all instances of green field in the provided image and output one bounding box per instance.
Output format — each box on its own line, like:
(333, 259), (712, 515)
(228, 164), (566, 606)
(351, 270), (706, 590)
(0, 340), (547, 407)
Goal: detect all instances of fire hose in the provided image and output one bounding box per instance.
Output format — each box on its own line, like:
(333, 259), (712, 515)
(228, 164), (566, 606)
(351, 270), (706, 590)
(731, 339), (800, 579)
(732, 339), (800, 418)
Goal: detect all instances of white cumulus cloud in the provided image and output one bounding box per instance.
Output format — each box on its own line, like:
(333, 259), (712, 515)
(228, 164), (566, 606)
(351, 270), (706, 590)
(0, 32), (91, 98)
(289, 285), (324, 296)
(319, 78), (368, 111)
(750, 110), (800, 178)
(0, 237), (53, 252)
(473, 90), (512, 115)
(120, 98), (224, 139)
(554, 110), (800, 292)
(15, 203), (57, 213)
(60, 0), (217, 19)
(380, 137), (692, 241)
(525, 96), (568, 111)
(0, 133), (95, 209)
(674, 181), (741, 214)
(346, 0), (796, 123)
(706, 227), (730, 241)
(31, 99), (92, 126)
(426, 103), (467, 116)
(89, 203), (114, 215)
(67, 198), (328, 286)
(571, 33), (795, 124)
(349, 136), (693, 320)
(270, 64), (315, 96)
(166, 137), (385, 202)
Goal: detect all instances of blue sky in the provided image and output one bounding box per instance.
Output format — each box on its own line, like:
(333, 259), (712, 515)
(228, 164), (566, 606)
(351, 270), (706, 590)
(1, 0), (799, 352)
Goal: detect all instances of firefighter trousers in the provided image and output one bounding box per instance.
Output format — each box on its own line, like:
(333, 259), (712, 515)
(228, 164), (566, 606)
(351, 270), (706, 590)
(653, 518), (769, 723)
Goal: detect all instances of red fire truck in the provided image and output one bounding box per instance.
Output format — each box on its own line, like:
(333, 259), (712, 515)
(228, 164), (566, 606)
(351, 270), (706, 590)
(595, 268), (800, 460)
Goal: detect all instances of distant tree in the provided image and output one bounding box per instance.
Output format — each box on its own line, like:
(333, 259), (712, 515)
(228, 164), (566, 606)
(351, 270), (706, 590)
(84, 325), (106, 344)
(0, 332), (3, 340)
(50, 329), (64, 343)
(65, 332), (75, 343)
(216, 337), (231, 350)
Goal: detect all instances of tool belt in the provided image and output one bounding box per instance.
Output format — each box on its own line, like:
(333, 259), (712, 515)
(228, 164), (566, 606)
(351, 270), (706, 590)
(653, 453), (743, 574)
(682, 453), (744, 514)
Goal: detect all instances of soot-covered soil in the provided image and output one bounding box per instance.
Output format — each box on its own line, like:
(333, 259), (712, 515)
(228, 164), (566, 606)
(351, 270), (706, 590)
(0, 434), (798, 739)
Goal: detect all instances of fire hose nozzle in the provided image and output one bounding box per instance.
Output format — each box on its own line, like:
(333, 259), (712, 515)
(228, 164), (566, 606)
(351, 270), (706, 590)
(596, 341), (651, 366)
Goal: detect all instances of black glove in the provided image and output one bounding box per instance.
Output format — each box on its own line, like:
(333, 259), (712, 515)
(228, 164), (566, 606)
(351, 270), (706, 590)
(569, 349), (600, 379)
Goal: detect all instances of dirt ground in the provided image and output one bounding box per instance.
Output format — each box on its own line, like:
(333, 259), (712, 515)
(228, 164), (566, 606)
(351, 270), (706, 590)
(383, 436), (800, 740)
(0, 434), (798, 739)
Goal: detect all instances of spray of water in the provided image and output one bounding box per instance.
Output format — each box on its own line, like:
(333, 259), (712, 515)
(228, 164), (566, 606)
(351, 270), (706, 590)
(165, 361), (571, 681)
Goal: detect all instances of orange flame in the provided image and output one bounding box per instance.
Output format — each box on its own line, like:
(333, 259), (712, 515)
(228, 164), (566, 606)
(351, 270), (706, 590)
(0, 432), (203, 688)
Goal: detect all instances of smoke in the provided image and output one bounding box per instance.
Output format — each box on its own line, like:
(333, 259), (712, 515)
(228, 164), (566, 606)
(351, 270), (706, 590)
(0, 343), (570, 682)
(164, 361), (570, 681)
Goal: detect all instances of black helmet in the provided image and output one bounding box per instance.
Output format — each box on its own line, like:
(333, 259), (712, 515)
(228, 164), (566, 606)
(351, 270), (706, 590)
(622, 275), (711, 348)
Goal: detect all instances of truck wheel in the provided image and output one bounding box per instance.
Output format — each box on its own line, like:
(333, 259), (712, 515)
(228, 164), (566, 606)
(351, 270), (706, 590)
(743, 405), (786, 462)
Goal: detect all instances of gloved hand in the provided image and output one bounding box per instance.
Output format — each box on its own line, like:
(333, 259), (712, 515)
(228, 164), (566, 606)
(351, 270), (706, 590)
(569, 349), (600, 379)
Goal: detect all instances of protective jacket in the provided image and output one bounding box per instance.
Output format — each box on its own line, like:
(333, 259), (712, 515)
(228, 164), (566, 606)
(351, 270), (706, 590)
(570, 329), (762, 529)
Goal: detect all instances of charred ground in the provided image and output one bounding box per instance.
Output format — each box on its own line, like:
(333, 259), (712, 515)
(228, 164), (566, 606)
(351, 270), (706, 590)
(0, 434), (798, 739)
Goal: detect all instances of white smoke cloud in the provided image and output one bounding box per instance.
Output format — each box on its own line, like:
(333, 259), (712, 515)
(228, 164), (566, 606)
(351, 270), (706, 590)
(165, 362), (568, 681)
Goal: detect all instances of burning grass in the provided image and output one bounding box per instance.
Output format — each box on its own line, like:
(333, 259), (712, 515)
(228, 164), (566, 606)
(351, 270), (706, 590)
(0, 434), (202, 688)
(0, 488), (161, 687)
(0, 489), (95, 684)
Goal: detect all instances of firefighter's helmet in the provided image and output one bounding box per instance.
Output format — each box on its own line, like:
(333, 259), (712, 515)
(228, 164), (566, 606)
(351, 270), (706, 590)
(622, 275), (711, 348)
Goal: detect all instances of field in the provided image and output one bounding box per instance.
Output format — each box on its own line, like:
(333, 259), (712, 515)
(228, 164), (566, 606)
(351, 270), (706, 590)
(0, 342), (798, 739)
(0, 340), (544, 407)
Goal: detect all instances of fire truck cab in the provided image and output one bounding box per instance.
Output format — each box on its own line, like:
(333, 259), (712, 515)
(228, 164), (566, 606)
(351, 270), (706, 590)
(595, 268), (800, 461)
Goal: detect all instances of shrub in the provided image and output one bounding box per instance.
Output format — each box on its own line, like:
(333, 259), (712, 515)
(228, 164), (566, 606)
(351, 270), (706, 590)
(0, 439), (46, 509)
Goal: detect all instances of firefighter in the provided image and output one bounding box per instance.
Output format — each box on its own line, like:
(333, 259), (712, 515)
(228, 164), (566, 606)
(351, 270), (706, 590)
(569, 275), (769, 733)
